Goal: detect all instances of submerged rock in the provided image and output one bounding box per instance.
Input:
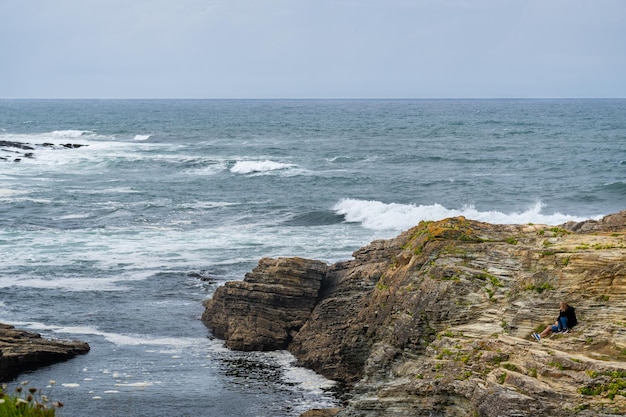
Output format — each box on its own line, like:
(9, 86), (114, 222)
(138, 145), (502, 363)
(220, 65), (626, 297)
(203, 211), (626, 417)
(0, 323), (90, 382)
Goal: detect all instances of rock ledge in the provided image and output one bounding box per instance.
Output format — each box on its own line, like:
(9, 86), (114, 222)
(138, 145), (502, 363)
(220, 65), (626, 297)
(0, 323), (90, 382)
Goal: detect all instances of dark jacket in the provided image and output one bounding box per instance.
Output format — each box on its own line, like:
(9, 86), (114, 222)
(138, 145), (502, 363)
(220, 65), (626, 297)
(559, 306), (578, 327)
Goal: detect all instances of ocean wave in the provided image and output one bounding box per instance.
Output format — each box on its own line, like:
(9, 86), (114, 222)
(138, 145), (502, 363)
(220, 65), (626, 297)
(49, 130), (94, 139)
(230, 160), (295, 174)
(333, 199), (600, 231)
(184, 161), (229, 176)
(0, 130), (95, 146)
(599, 181), (626, 192)
(282, 210), (345, 227)
(134, 134), (151, 141)
(327, 155), (366, 163)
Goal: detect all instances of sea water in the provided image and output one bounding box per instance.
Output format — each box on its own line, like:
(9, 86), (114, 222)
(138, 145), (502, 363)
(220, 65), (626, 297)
(0, 99), (624, 416)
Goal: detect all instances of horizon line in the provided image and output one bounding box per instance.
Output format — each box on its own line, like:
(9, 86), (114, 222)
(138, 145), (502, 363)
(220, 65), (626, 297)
(1, 97), (625, 101)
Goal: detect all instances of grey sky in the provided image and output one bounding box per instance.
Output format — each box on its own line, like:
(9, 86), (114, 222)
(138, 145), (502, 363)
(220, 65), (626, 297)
(2, 0), (625, 98)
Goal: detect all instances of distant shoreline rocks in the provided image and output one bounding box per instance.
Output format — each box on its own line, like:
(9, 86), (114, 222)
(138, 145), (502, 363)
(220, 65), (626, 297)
(0, 140), (87, 162)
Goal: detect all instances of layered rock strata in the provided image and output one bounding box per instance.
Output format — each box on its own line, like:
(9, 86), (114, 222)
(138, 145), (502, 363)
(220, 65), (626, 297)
(203, 257), (327, 351)
(0, 323), (90, 382)
(203, 211), (626, 417)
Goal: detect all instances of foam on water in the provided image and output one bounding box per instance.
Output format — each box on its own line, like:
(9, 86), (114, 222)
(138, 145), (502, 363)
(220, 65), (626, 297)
(0, 188), (28, 197)
(0, 276), (136, 292)
(0, 130), (96, 145)
(333, 198), (601, 231)
(0, 131), (174, 169)
(10, 321), (217, 350)
(230, 159), (296, 174)
(134, 134), (151, 141)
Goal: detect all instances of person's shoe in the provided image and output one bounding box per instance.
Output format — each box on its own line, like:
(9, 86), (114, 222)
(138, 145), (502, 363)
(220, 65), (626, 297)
(562, 328), (569, 333)
(532, 333), (541, 342)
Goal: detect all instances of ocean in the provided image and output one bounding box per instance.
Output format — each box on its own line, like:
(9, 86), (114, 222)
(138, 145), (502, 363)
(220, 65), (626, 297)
(0, 99), (624, 416)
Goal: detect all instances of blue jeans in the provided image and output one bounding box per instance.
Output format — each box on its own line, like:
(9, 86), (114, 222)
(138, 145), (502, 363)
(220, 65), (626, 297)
(551, 317), (568, 332)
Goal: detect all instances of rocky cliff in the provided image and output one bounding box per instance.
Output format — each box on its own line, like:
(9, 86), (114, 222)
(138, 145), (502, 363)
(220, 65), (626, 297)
(0, 324), (90, 382)
(203, 211), (626, 417)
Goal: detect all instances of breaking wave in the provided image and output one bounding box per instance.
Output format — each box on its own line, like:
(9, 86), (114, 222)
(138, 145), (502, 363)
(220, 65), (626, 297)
(230, 160), (295, 174)
(333, 199), (601, 231)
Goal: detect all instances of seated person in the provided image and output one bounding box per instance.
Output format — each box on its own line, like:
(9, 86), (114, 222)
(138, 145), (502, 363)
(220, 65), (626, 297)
(532, 302), (577, 342)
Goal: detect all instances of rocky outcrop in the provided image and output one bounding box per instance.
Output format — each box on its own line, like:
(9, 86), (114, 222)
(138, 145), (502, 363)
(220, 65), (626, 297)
(202, 257), (327, 351)
(0, 324), (90, 382)
(203, 211), (626, 417)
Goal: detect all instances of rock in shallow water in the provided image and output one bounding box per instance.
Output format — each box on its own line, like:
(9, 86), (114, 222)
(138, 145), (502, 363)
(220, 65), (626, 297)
(202, 257), (327, 351)
(0, 323), (90, 382)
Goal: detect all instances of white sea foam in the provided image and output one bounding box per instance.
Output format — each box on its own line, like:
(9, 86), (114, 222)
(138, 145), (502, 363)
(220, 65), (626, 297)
(0, 131), (168, 168)
(265, 351), (337, 393)
(0, 276), (135, 292)
(114, 382), (153, 387)
(184, 161), (229, 176)
(0, 188), (28, 197)
(51, 130), (93, 139)
(179, 201), (238, 210)
(56, 213), (91, 220)
(0, 130), (95, 145)
(10, 321), (213, 350)
(77, 187), (139, 195)
(333, 199), (600, 231)
(230, 160), (295, 174)
(134, 134), (151, 141)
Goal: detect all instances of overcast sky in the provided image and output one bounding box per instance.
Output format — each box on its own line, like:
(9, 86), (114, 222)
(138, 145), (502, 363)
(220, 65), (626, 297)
(2, 0), (625, 99)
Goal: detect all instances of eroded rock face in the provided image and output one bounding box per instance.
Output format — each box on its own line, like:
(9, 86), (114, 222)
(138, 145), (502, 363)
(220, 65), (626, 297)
(202, 257), (327, 351)
(203, 211), (626, 417)
(0, 323), (90, 382)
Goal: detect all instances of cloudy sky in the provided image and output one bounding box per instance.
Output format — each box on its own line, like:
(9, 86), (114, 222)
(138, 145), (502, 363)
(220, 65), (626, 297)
(2, 0), (625, 98)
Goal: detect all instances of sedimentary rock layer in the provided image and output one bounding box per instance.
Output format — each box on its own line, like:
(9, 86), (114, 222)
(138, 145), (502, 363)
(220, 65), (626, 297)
(203, 211), (626, 417)
(0, 323), (90, 382)
(203, 257), (327, 351)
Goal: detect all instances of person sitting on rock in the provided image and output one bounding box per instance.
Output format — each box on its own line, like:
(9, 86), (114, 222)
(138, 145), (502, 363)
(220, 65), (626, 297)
(532, 302), (577, 342)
